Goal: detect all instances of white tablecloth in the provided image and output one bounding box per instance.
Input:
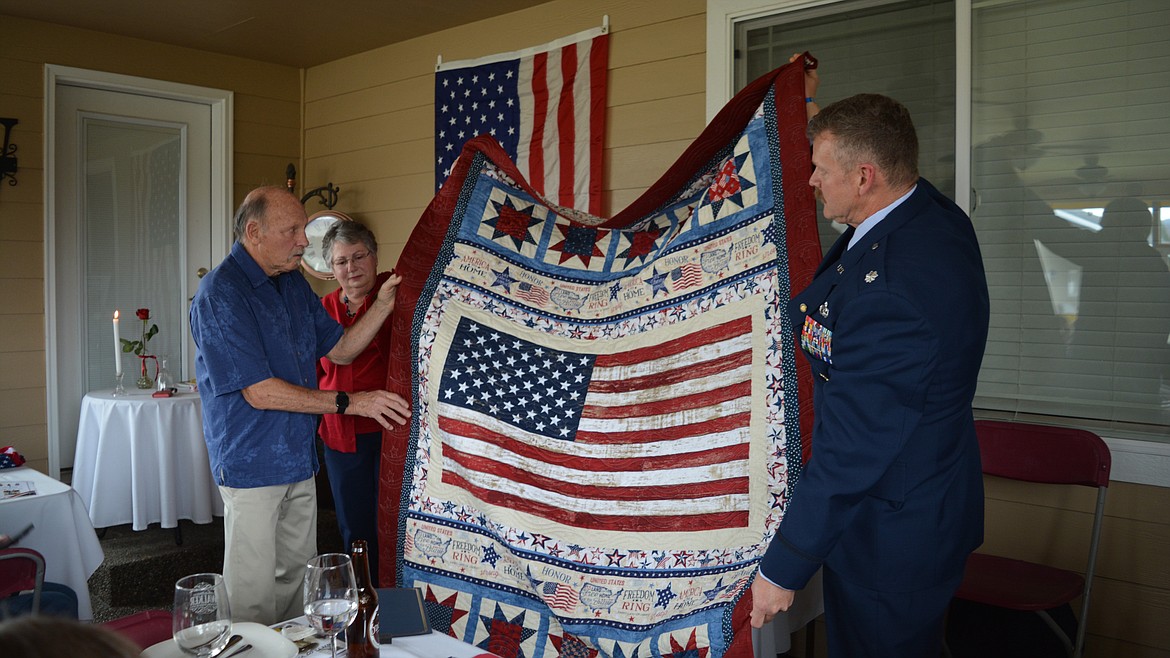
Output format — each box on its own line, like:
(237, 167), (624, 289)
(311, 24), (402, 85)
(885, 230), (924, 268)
(72, 388), (223, 530)
(279, 617), (493, 657)
(0, 466), (105, 620)
(280, 578), (823, 658)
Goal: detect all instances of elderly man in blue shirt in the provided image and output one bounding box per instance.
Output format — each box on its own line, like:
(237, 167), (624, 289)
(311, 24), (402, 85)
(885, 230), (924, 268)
(190, 186), (411, 625)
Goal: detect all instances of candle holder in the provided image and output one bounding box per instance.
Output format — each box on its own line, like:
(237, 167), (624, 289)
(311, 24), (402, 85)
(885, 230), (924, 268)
(114, 370), (126, 396)
(137, 355), (157, 389)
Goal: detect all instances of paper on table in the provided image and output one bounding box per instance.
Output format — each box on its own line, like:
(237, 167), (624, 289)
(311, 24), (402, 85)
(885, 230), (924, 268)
(1, 480), (36, 499)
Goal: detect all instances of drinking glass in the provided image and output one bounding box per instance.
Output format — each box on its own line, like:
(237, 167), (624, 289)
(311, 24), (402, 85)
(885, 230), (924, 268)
(156, 355), (175, 392)
(303, 553), (359, 658)
(172, 573), (232, 657)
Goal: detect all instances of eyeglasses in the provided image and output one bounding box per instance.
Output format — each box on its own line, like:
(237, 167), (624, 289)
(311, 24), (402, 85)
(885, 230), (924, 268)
(331, 250), (371, 269)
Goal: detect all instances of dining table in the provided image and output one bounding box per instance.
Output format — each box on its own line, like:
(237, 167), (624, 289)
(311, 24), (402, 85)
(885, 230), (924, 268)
(71, 388), (222, 534)
(144, 616), (499, 657)
(140, 584), (822, 657)
(0, 465), (105, 620)
(275, 617), (499, 658)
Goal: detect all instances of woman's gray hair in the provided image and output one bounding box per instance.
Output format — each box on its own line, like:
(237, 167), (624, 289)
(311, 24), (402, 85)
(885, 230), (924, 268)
(322, 219), (378, 265)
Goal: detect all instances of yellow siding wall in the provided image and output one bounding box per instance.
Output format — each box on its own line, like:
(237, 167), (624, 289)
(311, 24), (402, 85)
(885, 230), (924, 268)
(0, 15), (301, 473)
(0, 3), (1165, 656)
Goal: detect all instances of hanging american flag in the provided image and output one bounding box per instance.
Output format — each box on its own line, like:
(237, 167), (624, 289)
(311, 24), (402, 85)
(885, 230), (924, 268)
(435, 26), (608, 215)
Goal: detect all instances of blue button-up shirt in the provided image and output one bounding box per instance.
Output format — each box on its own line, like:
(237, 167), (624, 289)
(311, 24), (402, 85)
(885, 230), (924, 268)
(190, 241), (344, 488)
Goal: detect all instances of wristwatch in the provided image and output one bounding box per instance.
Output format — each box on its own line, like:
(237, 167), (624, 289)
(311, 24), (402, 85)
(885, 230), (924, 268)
(334, 391), (350, 415)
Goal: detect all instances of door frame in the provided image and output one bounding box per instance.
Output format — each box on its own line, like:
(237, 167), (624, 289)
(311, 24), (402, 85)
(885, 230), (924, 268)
(43, 65), (233, 478)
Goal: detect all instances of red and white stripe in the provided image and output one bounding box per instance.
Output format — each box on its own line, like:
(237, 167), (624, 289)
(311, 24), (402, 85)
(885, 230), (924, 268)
(545, 583), (580, 610)
(515, 32), (608, 215)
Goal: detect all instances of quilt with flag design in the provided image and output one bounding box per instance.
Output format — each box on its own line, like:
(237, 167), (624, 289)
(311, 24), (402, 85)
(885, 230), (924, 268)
(382, 58), (821, 658)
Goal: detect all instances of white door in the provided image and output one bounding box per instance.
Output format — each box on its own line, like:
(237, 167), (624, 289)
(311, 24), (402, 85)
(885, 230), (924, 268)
(48, 71), (231, 475)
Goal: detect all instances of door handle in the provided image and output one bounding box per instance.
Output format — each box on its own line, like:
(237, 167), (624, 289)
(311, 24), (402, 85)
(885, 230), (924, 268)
(190, 267), (210, 302)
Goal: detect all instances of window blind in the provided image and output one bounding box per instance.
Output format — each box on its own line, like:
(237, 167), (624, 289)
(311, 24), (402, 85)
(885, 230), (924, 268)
(738, 0), (956, 253)
(970, 0), (1170, 428)
(735, 0), (1170, 435)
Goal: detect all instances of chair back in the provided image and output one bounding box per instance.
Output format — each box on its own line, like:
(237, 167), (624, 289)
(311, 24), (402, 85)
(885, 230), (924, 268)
(974, 420), (1111, 488)
(0, 547), (46, 614)
(971, 419), (1111, 658)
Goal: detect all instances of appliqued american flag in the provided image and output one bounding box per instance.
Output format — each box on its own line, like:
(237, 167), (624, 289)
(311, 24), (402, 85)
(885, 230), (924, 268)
(436, 314), (753, 533)
(435, 27), (608, 214)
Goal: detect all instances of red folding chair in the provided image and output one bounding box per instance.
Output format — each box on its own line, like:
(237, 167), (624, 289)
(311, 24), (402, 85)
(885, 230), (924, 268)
(955, 420), (1111, 658)
(0, 547), (46, 615)
(103, 609), (174, 650)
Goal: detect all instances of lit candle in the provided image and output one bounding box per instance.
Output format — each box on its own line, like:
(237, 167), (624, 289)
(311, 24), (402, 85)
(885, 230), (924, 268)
(113, 310), (122, 377)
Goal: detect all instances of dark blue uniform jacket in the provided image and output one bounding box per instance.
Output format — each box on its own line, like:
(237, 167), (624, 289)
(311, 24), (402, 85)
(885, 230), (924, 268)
(761, 178), (990, 593)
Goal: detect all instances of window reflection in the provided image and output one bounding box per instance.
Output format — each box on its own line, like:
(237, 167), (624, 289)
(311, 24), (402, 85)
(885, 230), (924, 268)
(732, 0), (1170, 429)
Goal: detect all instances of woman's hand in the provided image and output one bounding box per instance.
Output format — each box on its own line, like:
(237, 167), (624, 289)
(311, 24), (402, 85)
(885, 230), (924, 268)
(789, 52), (819, 119)
(373, 270), (404, 315)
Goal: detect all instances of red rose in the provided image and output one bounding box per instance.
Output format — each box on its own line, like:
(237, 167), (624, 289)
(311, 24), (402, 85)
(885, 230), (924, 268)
(136, 308), (150, 320)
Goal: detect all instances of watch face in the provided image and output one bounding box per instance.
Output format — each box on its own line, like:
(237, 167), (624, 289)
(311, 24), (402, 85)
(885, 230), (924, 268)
(303, 211), (355, 280)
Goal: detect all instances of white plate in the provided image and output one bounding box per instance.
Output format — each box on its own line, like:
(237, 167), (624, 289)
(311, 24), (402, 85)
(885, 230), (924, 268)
(142, 621), (297, 658)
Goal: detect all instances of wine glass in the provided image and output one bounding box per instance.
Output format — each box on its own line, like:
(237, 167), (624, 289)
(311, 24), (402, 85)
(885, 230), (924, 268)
(303, 553), (359, 658)
(172, 573), (232, 657)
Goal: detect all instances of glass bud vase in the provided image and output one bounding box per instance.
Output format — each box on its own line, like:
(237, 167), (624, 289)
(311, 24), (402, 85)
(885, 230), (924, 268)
(156, 356), (175, 392)
(136, 355), (154, 389)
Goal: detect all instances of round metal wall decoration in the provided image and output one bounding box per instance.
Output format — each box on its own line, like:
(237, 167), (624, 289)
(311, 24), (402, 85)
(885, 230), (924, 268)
(302, 210), (354, 280)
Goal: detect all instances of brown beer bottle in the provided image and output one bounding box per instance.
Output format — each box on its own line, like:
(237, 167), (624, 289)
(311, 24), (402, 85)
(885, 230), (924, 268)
(346, 539), (381, 656)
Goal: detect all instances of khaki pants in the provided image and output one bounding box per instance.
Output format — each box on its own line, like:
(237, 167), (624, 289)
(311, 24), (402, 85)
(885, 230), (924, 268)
(219, 477), (317, 625)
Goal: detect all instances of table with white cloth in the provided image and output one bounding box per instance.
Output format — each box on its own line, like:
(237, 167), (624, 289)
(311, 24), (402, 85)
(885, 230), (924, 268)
(271, 584), (824, 658)
(277, 616), (497, 658)
(146, 619), (502, 658)
(0, 466), (105, 620)
(72, 388), (222, 531)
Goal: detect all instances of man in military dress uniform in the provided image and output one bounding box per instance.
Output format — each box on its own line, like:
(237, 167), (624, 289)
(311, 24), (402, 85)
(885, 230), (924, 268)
(750, 94), (990, 657)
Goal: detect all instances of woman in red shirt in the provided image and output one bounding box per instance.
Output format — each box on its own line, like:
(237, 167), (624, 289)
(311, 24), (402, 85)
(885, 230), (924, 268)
(318, 220), (393, 585)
